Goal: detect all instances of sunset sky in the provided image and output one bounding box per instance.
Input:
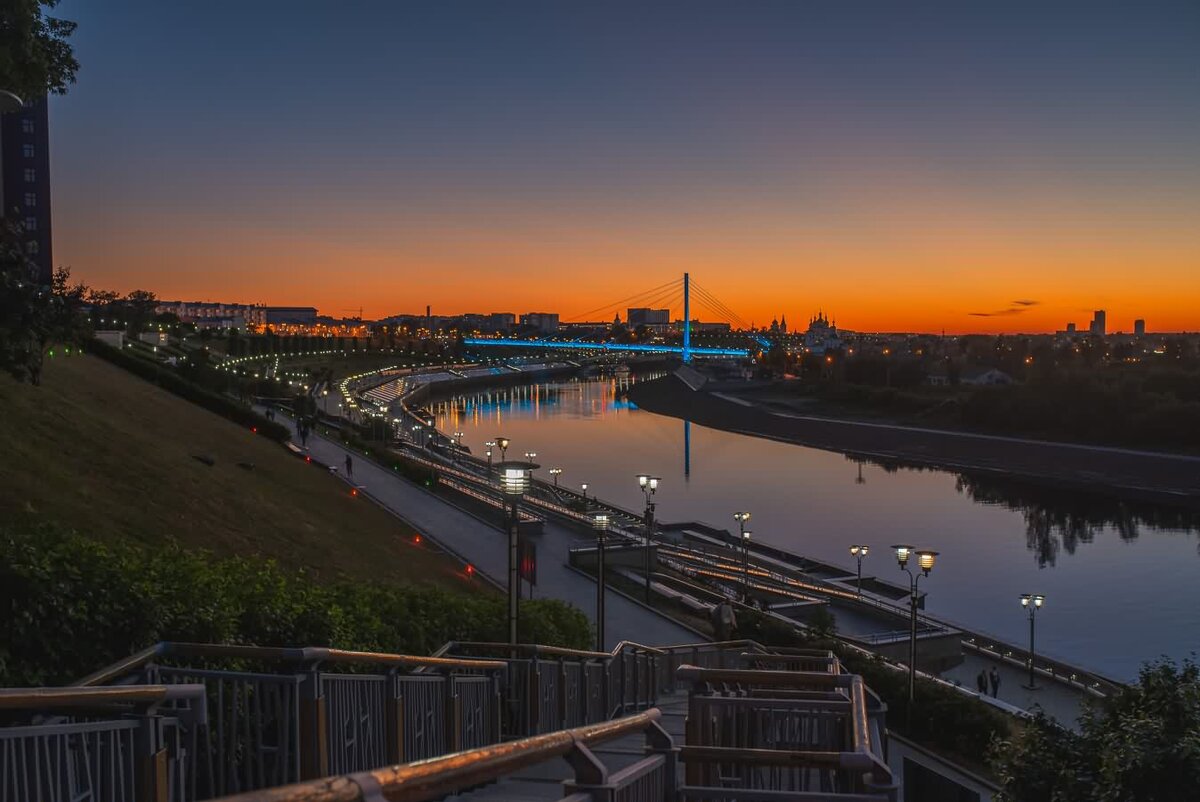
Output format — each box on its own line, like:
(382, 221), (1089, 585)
(50, 2), (1200, 333)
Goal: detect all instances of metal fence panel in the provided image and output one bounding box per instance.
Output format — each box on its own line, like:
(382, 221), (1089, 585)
(320, 673), (388, 775)
(397, 675), (446, 762)
(0, 719), (140, 802)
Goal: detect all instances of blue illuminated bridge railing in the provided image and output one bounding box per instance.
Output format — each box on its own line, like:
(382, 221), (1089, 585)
(463, 337), (750, 358)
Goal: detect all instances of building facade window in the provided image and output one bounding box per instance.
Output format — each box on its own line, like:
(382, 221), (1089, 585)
(22, 144), (35, 159)
(24, 192), (37, 207)
(21, 119), (34, 134)
(27, 241), (39, 255)
(24, 168), (36, 183)
(24, 217), (37, 231)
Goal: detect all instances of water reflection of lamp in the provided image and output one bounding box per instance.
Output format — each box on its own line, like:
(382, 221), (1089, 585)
(892, 544), (938, 716)
(1020, 594), (1045, 690)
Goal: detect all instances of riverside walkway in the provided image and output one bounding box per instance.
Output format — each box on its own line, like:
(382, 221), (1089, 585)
(267, 410), (696, 648)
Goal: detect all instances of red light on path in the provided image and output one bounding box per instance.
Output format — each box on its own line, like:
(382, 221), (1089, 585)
(414, 534), (422, 544)
(465, 564), (475, 576)
(305, 456), (311, 463)
(351, 488), (358, 497)
(251, 427), (258, 433)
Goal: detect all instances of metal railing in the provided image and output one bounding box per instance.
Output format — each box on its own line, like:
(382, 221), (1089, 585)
(212, 707), (674, 802)
(674, 663), (896, 801)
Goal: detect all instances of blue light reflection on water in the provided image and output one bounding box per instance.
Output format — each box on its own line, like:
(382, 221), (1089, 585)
(433, 374), (1200, 679)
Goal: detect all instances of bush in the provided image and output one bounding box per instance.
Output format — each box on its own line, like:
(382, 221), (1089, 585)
(0, 525), (591, 686)
(87, 339), (290, 442)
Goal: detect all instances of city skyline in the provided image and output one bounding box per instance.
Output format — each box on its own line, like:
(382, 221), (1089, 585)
(48, 1), (1200, 333)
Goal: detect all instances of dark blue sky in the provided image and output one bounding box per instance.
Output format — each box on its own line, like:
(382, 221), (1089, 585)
(49, 1), (1200, 331)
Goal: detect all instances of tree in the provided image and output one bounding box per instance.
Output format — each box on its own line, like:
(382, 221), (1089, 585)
(992, 657), (1200, 801)
(0, 1), (78, 99)
(123, 289), (158, 335)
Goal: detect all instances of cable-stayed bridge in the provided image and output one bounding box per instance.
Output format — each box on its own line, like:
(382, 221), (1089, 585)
(464, 273), (765, 360)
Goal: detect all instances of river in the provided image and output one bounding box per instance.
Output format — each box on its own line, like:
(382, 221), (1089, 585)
(431, 372), (1200, 680)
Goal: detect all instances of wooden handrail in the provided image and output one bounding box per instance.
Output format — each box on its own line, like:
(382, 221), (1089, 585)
(213, 708), (663, 802)
(447, 640), (666, 659)
(75, 642), (506, 687)
(0, 683), (206, 712)
(681, 744), (872, 770)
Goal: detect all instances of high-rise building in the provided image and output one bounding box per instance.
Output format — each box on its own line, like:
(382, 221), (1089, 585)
(1, 97), (53, 284)
(520, 312), (559, 333)
(627, 307), (670, 327)
(1065, 322), (1076, 334)
(1089, 310), (1107, 336)
(1134, 318), (1145, 336)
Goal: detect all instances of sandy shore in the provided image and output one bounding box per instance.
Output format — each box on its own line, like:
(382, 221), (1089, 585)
(627, 374), (1200, 508)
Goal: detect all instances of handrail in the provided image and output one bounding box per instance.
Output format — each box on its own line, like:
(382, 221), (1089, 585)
(75, 641), (507, 687)
(213, 708), (664, 802)
(446, 639), (667, 659)
(675, 664), (854, 689)
(0, 683), (206, 712)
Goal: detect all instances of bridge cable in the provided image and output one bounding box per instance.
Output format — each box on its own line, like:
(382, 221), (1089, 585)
(564, 277), (680, 322)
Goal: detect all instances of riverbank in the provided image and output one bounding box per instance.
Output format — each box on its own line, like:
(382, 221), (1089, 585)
(627, 372), (1200, 507)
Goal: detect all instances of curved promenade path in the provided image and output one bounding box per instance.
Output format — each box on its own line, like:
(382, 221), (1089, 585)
(266, 410), (697, 648)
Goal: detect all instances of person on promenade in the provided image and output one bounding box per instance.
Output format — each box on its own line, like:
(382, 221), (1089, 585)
(976, 670), (988, 695)
(345, 454), (354, 478)
(711, 600), (737, 641)
(989, 666), (1001, 698)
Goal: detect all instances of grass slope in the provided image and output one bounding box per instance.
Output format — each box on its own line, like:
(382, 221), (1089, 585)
(0, 354), (477, 590)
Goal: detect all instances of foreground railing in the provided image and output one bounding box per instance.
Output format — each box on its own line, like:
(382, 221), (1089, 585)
(675, 662), (895, 801)
(213, 707), (674, 802)
(0, 684), (208, 802)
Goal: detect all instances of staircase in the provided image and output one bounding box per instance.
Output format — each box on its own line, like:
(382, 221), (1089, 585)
(445, 692), (689, 801)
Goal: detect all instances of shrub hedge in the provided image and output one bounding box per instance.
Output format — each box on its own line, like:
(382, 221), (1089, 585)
(87, 339), (291, 443)
(0, 526), (591, 686)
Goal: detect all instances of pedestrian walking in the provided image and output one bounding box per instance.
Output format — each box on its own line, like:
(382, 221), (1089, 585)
(710, 600), (737, 641)
(989, 666), (1001, 698)
(345, 454), (353, 478)
(976, 670), (987, 695)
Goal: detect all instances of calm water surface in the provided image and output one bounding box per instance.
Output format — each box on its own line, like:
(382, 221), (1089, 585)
(433, 374), (1200, 680)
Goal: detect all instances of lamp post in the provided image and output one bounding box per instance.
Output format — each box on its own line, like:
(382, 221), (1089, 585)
(580, 483), (589, 508)
(496, 437), (510, 461)
(453, 431), (465, 459)
(499, 460), (537, 646)
(548, 467), (562, 486)
(524, 451), (537, 463)
(849, 544), (869, 595)
(485, 441), (496, 472)
(593, 513), (609, 651)
(637, 475), (661, 602)
(734, 512), (752, 601)
(892, 544), (938, 712)
(1020, 594), (1045, 690)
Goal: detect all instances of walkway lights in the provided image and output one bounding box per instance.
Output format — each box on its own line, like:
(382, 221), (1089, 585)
(849, 544), (869, 595)
(581, 483), (589, 507)
(734, 512), (752, 601)
(892, 544), (938, 711)
(593, 513), (609, 651)
(484, 441), (496, 472)
(548, 467), (562, 486)
(496, 437), (510, 461)
(637, 475), (661, 602)
(500, 460), (537, 647)
(1020, 594), (1045, 690)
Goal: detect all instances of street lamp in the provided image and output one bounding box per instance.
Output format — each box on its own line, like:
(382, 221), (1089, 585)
(734, 512), (752, 601)
(499, 460), (538, 646)
(849, 544), (870, 595)
(485, 441), (496, 472)
(1020, 594), (1045, 690)
(548, 467), (562, 486)
(892, 544), (938, 712)
(524, 451), (537, 462)
(593, 513), (609, 651)
(580, 483), (589, 507)
(637, 475), (661, 602)
(496, 437), (510, 461)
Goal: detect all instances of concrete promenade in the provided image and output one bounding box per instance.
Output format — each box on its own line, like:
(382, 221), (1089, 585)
(268, 411), (697, 648)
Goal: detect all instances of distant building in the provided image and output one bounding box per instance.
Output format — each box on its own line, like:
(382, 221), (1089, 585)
(1090, 310), (1107, 336)
(158, 301), (267, 328)
(627, 307), (670, 327)
(801, 311), (843, 354)
(266, 306), (318, 325)
(1134, 318), (1146, 336)
(485, 312), (516, 332)
(520, 312), (560, 333)
(1, 97), (53, 284)
(683, 320), (732, 333)
(1066, 322), (1076, 334)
